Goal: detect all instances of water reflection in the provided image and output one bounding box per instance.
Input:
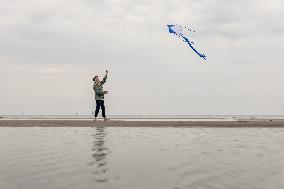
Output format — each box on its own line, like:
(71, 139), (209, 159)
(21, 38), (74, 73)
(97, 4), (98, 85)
(88, 127), (110, 183)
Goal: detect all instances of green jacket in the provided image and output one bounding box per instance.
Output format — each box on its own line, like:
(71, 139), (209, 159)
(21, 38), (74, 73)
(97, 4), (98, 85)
(93, 74), (107, 100)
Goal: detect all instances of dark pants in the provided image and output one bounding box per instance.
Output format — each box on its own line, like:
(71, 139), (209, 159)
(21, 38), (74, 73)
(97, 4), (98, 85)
(95, 100), (106, 118)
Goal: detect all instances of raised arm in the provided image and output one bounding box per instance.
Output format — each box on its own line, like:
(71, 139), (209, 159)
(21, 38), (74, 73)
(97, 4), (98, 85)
(100, 70), (108, 85)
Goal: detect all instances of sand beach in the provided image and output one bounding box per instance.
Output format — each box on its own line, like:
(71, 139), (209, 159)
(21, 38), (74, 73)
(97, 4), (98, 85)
(1, 118), (284, 127)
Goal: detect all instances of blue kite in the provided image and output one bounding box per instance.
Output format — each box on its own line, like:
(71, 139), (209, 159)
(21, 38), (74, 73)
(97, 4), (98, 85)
(167, 24), (206, 60)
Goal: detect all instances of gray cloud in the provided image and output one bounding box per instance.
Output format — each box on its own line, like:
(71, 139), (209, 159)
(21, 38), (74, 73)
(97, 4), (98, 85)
(0, 0), (283, 115)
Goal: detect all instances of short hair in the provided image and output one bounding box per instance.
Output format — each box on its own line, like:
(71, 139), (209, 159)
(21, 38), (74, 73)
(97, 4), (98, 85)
(93, 76), (98, 81)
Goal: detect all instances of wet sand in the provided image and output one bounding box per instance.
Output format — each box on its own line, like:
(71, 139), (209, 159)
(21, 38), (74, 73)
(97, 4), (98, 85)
(0, 119), (284, 127)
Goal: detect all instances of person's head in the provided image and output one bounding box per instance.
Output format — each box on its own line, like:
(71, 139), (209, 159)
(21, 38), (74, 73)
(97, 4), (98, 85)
(93, 76), (100, 83)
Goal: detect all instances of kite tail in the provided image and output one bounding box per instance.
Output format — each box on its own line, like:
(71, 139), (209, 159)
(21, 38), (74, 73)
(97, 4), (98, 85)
(201, 54), (206, 60)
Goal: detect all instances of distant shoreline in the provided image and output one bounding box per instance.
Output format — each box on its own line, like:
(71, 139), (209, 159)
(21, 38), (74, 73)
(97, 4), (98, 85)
(1, 119), (284, 127)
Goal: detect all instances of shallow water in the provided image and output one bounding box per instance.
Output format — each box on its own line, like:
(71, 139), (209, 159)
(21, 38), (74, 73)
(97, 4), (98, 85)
(0, 127), (283, 189)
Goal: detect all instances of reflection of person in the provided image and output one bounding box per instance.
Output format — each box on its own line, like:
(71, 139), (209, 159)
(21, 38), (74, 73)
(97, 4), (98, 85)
(88, 127), (109, 183)
(93, 70), (108, 121)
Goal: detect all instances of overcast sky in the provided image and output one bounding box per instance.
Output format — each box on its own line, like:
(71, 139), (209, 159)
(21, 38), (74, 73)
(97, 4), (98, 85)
(0, 0), (284, 115)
